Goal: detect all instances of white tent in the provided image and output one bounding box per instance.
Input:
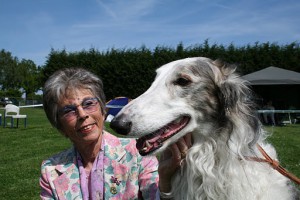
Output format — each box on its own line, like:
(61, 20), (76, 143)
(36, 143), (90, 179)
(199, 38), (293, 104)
(242, 66), (300, 85)
(242, 66), (300, 109)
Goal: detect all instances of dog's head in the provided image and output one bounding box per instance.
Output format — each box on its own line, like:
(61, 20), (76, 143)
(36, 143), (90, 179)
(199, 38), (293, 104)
(110, 57), (259, 156)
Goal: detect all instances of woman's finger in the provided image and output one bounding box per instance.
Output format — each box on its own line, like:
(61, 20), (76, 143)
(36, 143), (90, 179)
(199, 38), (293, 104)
(183, 132), (193, 148)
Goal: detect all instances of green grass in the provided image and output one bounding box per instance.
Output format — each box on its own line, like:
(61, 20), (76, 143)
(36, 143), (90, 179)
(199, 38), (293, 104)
(265, 125), (300, 178)
(0, 108), (71, 199)
(0, 108), (299, 199)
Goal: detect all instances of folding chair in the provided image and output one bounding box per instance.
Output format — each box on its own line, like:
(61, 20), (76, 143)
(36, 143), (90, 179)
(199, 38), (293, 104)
(4, 104), (27, 128)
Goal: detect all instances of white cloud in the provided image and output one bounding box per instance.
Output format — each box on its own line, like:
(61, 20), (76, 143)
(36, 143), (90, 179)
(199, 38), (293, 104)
(95, 0), (158, 21)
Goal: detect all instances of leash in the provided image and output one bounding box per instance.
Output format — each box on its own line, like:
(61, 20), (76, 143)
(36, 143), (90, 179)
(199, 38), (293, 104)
(247, 144), (300, 185)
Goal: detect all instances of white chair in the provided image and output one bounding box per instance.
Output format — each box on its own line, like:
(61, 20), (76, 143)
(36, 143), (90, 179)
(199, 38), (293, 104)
(0, 113), (2, 126)
(4, 104), (27, 128)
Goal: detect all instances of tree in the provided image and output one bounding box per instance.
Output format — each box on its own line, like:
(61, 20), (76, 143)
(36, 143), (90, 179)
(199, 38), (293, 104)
(0, 49), (19, 91)
(18, 59), (41, 99)
(0, 49), (42, 98)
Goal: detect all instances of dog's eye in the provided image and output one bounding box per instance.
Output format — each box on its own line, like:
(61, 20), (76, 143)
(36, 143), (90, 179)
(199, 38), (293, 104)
(174, 77), (192, 87)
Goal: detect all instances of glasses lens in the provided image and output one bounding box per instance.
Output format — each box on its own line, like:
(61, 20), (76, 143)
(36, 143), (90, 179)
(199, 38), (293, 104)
(60, 98), (99, 121)
(61, 105), (77, 120)
(82, 98), (98, 113)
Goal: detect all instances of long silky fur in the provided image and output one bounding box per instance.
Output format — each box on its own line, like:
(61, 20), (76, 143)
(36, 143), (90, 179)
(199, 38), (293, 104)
(167, 59), (298, 199)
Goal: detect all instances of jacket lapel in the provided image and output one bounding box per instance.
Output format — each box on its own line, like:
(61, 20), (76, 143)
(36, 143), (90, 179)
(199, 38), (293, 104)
(103, 132), (131, 197)
(52, 148), (82, 200)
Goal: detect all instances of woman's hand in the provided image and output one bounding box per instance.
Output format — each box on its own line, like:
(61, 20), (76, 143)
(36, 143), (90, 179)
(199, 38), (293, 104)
(158, 133), (193, 193)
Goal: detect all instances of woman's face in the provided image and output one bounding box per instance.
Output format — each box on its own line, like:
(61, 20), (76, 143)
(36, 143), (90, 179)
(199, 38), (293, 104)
(58, 88), (104, 148)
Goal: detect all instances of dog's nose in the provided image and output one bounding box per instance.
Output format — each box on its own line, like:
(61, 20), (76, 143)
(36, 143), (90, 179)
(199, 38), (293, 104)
(110, 113), (132, 135)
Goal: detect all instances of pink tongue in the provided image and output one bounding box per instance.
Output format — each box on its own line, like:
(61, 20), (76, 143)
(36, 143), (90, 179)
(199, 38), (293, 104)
(138, 117), (190, 154)
(145, 119), (187, 146)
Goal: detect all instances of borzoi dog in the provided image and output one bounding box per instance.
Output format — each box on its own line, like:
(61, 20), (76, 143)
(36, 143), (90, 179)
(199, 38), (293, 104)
(110, 57), (299, 199)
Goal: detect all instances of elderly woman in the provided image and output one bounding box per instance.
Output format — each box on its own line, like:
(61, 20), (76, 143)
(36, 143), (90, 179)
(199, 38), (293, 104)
(40, 67), (191, 200)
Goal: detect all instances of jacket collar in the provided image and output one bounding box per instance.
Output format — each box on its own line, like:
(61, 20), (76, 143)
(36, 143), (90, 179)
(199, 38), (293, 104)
(52, 132), (129, 199)
(102, 131), (127, 162)
(52, 147), (81, 200)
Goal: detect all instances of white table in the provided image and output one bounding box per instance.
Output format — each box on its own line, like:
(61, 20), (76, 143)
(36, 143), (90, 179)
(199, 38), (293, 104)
(257, 110), (300, 124)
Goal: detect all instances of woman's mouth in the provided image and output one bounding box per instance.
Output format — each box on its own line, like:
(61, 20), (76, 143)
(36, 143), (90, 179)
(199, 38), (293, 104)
(78, 123), (96, 133)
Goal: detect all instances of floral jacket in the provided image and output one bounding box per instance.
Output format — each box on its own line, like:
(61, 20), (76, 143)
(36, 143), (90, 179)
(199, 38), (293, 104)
(40, 132), (159, 200)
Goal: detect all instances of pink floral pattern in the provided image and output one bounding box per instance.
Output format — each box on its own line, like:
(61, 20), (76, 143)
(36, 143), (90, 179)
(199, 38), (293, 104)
(56, 174), (69, 191)
(71, 183), (79, 193)
(40, 132), (159, 200)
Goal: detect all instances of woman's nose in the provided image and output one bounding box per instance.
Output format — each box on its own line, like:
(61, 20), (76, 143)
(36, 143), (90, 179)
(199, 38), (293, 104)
(77, 107), (89, 120)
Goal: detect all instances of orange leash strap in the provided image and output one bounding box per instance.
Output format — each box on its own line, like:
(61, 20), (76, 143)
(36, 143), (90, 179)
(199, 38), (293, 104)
(255, 144), (300, 185)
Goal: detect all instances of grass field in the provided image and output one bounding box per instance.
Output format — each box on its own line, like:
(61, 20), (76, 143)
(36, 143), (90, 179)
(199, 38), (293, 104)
(0, 107), (299, 199)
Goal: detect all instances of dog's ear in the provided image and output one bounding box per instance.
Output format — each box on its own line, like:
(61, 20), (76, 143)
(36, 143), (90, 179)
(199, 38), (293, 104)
(213, 59), (260, 147)
(212, 59), (240, 113)
(212, 59), (237, 79)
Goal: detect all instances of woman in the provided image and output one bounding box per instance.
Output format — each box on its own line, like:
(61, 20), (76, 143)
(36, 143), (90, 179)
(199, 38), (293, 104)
(40, 67), (191, 199)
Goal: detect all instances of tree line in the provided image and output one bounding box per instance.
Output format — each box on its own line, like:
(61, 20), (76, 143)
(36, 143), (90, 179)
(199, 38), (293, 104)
(0, 50), (42, 100)
(1, 40), (300, 101)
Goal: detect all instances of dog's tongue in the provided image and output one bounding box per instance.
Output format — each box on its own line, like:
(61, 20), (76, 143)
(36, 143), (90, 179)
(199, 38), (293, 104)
(137, 129), (165, 155)
(136, 117), (190, 156)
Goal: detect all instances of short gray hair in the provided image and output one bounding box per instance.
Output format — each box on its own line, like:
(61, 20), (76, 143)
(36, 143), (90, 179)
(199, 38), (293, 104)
(43, 67), (106, 131)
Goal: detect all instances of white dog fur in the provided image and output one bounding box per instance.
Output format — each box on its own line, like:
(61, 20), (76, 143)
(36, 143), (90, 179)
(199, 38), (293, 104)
(111, 57), (299, 200)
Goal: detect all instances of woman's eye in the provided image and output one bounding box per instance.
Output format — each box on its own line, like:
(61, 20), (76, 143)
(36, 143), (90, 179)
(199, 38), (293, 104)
(61, 106), (76, 115)
(63, 108), (74, 114)
(174, 77), (192, 86)
(83, 100), (94, 107)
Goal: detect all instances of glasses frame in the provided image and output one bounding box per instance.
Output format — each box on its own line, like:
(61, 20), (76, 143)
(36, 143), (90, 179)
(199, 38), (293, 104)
(59, 97), (100, 121)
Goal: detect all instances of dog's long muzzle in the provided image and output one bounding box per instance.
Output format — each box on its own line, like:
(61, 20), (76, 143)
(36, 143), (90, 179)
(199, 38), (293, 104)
(110, 113), (132, 135)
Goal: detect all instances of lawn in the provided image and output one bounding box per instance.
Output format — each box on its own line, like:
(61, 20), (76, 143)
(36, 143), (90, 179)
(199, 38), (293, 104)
(0, 108), (299, 199)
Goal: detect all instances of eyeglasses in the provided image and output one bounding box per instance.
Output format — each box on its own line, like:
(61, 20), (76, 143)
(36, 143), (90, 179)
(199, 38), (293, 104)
(59, 97), (99, 121)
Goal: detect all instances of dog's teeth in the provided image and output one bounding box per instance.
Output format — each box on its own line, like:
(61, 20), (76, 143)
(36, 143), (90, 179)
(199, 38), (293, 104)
(142, 147), (148, 151)
(145, 140), (151, 148)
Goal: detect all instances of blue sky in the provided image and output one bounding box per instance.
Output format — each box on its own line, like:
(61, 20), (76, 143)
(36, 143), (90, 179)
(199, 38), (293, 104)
(1, 0), (299, 66)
